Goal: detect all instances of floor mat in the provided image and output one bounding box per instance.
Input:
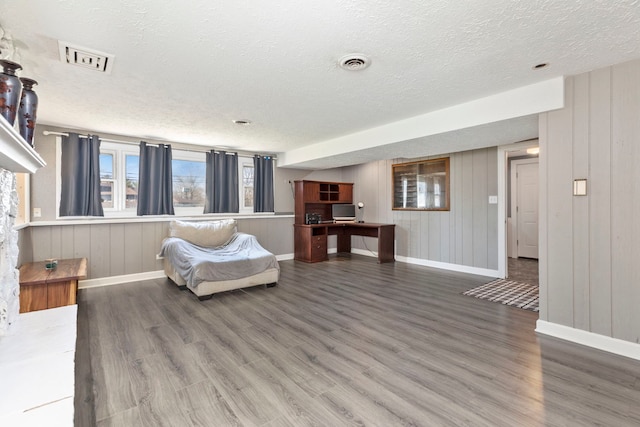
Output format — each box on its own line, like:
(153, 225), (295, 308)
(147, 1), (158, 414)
(463, 279), (539, 312)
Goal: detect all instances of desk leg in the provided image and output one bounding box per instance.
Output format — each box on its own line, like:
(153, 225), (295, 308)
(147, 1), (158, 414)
(377, 227), (395, 263)
(337, 234), (351, 254)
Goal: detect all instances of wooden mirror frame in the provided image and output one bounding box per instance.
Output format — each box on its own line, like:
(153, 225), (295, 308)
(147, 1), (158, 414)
(392, 157), (450, 211)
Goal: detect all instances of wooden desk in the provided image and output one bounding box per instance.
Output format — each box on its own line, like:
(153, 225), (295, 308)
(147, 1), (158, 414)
(19, 258), (87, 313)
(294, 222), (395, 263)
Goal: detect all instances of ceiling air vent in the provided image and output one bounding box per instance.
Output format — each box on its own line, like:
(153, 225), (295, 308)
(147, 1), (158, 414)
(58, 41), (115, 74)
(339, 54), (370, 71)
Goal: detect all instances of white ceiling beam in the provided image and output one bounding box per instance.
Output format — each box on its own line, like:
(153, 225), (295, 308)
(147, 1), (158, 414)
(279, 77), (564, 167)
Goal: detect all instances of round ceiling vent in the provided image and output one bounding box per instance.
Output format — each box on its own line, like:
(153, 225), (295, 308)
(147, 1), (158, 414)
(339, 54), (370, 71)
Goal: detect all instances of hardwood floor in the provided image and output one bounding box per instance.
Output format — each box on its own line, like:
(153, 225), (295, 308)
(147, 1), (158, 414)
(75, 255), (640, 426)
(507, 257), (539, 285)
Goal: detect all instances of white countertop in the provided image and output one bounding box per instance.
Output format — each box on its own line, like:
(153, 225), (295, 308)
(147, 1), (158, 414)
(0, 305), (77, 426)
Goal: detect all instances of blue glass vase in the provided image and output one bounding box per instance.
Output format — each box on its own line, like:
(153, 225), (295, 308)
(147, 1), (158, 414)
(18, 77), (38, 147)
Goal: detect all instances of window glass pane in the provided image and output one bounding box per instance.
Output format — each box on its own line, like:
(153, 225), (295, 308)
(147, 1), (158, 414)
(126, 154), (139, 209)
(243, 164), (254, 208)
(243, 165), (254, 186)
(99, 153), (113, 179)
(172, 159), (206, 207)
(244, 186), (254, 207)
(100, 181), (114, 208)
(98, 154), (114, 209)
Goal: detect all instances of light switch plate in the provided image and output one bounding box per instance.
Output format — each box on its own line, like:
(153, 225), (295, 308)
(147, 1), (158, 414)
(488, 195), (498, 204)
(573, 179), (587, 196)
(33, 208), (41, 218)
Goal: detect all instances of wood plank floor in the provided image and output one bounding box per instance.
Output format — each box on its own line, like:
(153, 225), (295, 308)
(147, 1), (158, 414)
(75, 255), (640, 426)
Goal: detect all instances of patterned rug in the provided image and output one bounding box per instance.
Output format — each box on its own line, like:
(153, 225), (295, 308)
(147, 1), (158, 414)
(463, 279), (539, 312)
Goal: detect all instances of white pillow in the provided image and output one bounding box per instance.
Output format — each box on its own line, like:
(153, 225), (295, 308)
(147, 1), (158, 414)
(169, 219), (237, 248)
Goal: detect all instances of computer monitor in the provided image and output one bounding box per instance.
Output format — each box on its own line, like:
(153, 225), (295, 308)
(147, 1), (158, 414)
(332, 204), (356, 221)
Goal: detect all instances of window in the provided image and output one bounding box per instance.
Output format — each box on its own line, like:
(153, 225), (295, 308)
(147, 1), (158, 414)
(99, 143), (210, 215)
(97, 142), (260, 216)
(240, 160), (254, 212)
(392, 157), (450, 211)
(96, 142), (140, 214)
(99, 153), (114, 209)
(172, 157), (206, 209)
(125, 154), (139, 209)
(57, 137), (268, 217)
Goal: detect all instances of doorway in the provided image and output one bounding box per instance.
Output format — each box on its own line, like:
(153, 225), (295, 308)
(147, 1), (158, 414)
(497, 141), (539, 280)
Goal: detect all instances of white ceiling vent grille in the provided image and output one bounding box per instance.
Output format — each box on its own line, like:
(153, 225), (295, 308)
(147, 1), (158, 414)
(58, 41), (114, 74)
(339, 54), (370, 71)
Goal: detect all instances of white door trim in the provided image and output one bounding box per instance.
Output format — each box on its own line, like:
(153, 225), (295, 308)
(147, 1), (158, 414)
(497, 140), (539, 279)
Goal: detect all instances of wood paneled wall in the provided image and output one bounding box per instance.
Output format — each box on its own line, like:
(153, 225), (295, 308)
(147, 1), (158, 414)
(343, 147), (498, 271)
(539, 58), (640, 344)
(20, 217), (294, 280)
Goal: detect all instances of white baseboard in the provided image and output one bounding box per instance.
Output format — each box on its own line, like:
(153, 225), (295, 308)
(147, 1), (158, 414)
(395, 254), (500, 278)
(78, 254), (297, 289)
(351, 248), (378, 258)
(276, 253), (294, 261)
(536, 320), (640, 361)
(79, 270), (166, 289)
(78, 251), (499, 290)
(350, 249), (500, 277)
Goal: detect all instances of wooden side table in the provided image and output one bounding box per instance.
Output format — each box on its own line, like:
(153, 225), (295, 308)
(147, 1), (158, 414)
(19, 258), (87, 313)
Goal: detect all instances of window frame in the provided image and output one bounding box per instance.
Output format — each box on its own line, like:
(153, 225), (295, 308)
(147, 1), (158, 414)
(102, 142), (209, 217)
(100, 142), (140, 217)
(392, 157), (450, 211)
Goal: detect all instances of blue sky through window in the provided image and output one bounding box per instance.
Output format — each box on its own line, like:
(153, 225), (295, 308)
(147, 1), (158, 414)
(126, 155), (139, 180)
(99, 154), (113, 179)
(172, 159), (206, 187)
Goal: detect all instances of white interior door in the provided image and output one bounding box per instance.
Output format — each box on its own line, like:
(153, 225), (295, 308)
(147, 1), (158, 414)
(516, 161), (539, 259)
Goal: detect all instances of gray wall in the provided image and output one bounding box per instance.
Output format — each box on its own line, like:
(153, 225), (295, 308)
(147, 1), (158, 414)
(343, 147), (499, 271)
(20, 217), (294, 279)
(539, 58), (640, 345)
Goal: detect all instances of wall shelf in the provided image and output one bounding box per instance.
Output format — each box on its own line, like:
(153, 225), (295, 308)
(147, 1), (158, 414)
(0, 117), (46, 173)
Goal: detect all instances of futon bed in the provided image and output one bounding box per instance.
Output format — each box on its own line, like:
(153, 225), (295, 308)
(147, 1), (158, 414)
(160, 219), (279, 299)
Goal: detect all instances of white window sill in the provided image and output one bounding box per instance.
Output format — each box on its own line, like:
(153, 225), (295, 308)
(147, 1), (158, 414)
(23, 212), (293, 227)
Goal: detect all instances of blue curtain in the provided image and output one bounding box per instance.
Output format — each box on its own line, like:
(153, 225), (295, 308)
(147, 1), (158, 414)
(204, 150), (239, 213)
(59, 133), (104, 217)
(137, 142), (175, 216)
(253, 155), (274, 212)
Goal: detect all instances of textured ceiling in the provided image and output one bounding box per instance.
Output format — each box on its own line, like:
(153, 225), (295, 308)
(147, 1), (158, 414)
(1, 1), (640, 169)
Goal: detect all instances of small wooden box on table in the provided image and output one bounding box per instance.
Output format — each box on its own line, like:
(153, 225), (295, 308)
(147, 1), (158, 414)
(19, 258), (87, 313)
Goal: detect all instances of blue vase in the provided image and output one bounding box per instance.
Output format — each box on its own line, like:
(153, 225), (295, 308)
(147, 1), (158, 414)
(18, 78), (38, 147)
(0, 60), (23, 125)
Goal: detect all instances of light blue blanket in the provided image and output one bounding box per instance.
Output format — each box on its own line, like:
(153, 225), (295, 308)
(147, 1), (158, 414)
(160, 232), (279, 287)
